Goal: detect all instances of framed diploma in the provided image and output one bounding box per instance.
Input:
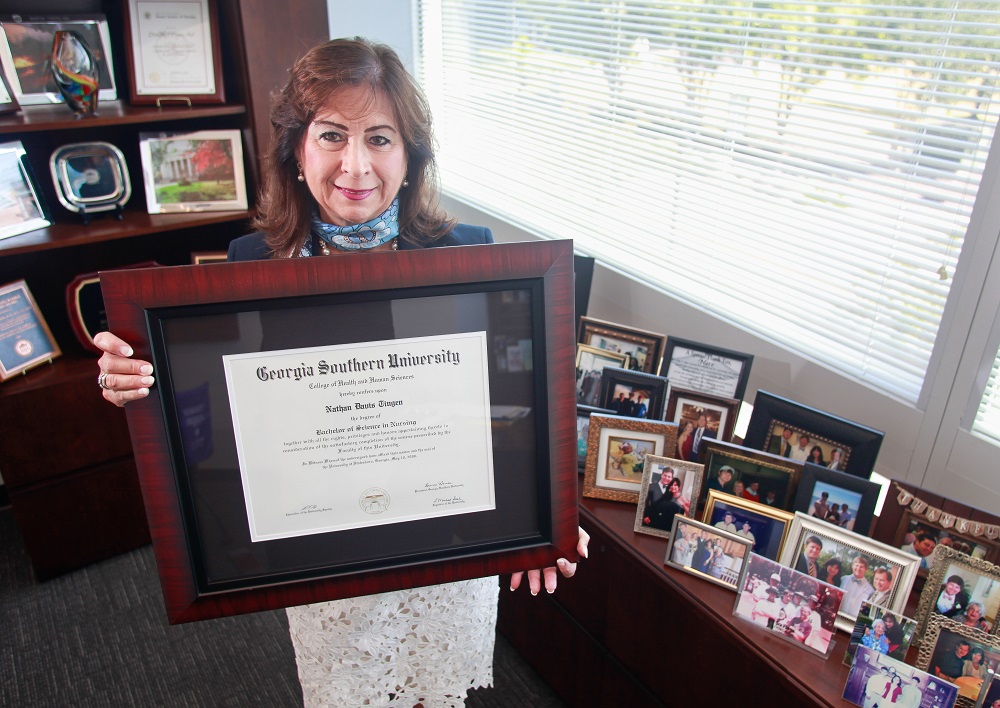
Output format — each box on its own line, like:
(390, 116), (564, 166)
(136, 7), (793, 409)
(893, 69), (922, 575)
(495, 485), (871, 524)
(0, 279), (61, 381)
(123, 0), (225, 105)
(100, 239), (580, 623)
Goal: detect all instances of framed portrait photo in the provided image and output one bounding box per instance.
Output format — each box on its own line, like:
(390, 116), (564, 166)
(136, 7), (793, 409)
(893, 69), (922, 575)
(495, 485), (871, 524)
(734, 552), (845, 658)
(779, 512), (921, 633)
(0, 14), (117, 105)
(138, 129), (248, 213)
(661, 336), (753, 400)
(913, 546), (1000, 645)
(576, 404), (614, 471)
(702, 490), (794, 561)
(582, 413), (678, 504)
(843, 600), (919, 667)
(576, 343), (627, 406)
(743, 390), (884, 479)
(843, 645), (959, 708)
(915, 615), (1000, 706)
(697, 438), (801, 512)
(99, 239), (582, 623)
(634, 455), (703, 539)
(664, 515), (751, 591)
(577, 315), (665, 374)
(666, 387), (740, 459)
(792, 462), (882, 536)
(978, 672), (1000, 708)
(123, 0), (225, 105)
(0, 140), (50, 240)
(598, 366), (668, 421)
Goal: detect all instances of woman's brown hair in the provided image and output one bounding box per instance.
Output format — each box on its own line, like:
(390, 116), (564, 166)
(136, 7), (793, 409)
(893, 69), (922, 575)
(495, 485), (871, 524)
(252, 37), (454, 256)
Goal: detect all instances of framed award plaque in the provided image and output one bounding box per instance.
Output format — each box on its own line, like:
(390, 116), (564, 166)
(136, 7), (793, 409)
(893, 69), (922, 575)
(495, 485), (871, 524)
(100, 239), (580, 623)
(0, 279), (61, 381)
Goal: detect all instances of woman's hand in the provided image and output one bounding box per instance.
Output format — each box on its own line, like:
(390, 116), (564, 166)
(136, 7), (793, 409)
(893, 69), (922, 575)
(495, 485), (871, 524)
(509, 526), (590, 595)
(93, 331), (155, 407)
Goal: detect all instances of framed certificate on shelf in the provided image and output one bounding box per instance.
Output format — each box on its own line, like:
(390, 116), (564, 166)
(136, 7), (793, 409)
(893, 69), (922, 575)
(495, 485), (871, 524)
(0, 279), (61, 381)
(100, 240), (580, 623)
(123, 0), (225, 105)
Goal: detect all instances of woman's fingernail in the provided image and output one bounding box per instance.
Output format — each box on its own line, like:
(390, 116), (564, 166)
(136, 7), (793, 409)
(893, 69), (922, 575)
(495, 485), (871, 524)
(140, 377), (154, 385)
(122, 346), (134, 356)
(557, 559), (567, 568)
(139, 364), (152, 375)
(138, 388), (149, 397)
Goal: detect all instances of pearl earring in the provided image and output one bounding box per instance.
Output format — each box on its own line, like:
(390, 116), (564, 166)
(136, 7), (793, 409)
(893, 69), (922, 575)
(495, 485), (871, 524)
(297, 163), (305, 182)
(402, 179), (409, 187)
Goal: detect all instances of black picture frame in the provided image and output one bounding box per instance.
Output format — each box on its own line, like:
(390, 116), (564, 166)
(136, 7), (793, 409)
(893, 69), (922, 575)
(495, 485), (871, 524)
(792, 462), (881, 536)
(99, 240), (581, 623)
(576, 403), (614, 471)
(743, 390), (884, 479)
(661, 336), (753, 400)
(598, 366), (669, 420)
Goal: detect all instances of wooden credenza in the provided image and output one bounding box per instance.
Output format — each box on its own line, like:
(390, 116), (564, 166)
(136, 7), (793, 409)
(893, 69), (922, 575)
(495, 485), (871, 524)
(498, 491), (856, 707)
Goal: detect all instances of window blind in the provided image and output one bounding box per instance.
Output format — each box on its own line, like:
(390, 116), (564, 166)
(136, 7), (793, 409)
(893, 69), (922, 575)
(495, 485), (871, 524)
(973, 345), (1000, 443)
(417, 0), (1000, 403)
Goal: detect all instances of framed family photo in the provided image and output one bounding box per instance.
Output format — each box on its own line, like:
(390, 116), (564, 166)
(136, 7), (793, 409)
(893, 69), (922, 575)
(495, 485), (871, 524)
(634, 455), (703, 539)
(664, 516), (751, 591)
(665, 387), (740, 461)
(702, 490), (794, 561)
(843, 645), (959, 708)
(913, 546), (1000, 645)
(576, 344), (627, 406)
(598, 366), (669, 420)
(577, 316), (665, 374)
(697, 438), (800, 512)
(734, 552), (844, 657)
(779, 513), (921, 633)
(792, 462), (881, 536)
(139, 129), (248, 213)
(843, 600), (919, 667)
(743, 391), (884, 479)
(915, 615), (1000, 706)
(661, 336), (753, 400)
(582, 413), (678, 504)
(576, 404), (614, 470)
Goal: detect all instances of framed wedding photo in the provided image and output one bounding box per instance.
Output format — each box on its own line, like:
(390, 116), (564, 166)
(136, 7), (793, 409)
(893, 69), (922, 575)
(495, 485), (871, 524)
(780, 512), (921, 633)
(124, 0), (225, 105)
(661, 336), (753, 400)
(743, 390), (884, 479)
(634, 455), (703, 539)
(697, 438), (800, 512)
(666, 387), (740, 458)
(576, 343), (627, 406)
(598, 366), (669, 420)
(577, 315), (666, 374)
(792, 462), (881, 536)
(0, 14), (117, 105)
(913, 546), (1000, 645)
(702, 490), (794, 561)
(0, 140), (50, 241)
(99, 240), (581, 623)
(915, 615), (1000, 706)
(139, 129), (248, 213)
(583, 413), (678, 504)
(664, 515), (751, 591)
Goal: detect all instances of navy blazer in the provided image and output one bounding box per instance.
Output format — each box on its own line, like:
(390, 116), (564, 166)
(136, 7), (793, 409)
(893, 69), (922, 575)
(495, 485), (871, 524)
(227, 223), (493, 262)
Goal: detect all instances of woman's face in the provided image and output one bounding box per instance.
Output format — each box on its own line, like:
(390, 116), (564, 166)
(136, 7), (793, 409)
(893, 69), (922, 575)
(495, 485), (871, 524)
(296, 86), (408, 226)
(967, 604), (982, 620)
(826, 562), (840, 579)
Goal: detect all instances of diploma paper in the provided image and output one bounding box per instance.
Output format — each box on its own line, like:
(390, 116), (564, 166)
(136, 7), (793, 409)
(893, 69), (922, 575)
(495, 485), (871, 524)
(131, 0), (216, 95)
(665, 346), (745, 399)
(223, 332), (495, 541)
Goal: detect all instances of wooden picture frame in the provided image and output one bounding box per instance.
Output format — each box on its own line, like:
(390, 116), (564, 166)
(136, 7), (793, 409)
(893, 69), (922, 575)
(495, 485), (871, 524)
(697, 438), (801, 512)
(576, 343), (627, 406)
(915, 614), (1000, 707)
(792, 462), (882, 536)
(913, 545), (1000, 645)
(664, 515), (752, 591)
(780, 512), (921, 633)
(702, 490), (794, 561)
(666, 386), (740, 458)
(191, 251), (228, 265)
(0, 14), (117, 105)
(598, 366), (669, 420)
(634, 454), (703, 539)
(99, 240), (580, 623)
(582, 413), (678, 504)
(123, 0), (225, 106)
(661, 336), (753, 400)
(576, 315), (666, 374)
(743, 390), (884, 479)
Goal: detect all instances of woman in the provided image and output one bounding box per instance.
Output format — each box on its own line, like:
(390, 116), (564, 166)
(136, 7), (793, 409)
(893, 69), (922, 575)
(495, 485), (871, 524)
(709, 544), (728, 579)
(883, 613), (904, 652)
(807, 445), (826, 466)
(94, 38), (588, 707)
(644, 477), (684, 532)
(882, 674), (903, 704)
(960, 602), (993, 632)
(821, 558), (844, 587)
(963, 647), (988, 679)
(861, 619), (890, 654)
(825, 504), (841, 526)
(671, 527), (696, 566)
(676, 420), (695, 460)
(732, 479), (746, 498)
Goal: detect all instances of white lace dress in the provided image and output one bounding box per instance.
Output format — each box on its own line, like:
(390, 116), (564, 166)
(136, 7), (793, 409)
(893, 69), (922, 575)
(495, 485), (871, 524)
(286, 576), (499, 707)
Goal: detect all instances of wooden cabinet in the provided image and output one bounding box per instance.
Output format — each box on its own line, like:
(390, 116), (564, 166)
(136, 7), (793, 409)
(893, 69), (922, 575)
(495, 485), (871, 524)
(498, 492), (854, 707)
(0, 0), (328, 579)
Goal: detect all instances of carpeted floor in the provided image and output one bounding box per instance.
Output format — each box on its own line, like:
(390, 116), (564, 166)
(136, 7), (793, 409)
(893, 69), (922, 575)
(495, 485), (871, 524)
(0, 508), (565, 707)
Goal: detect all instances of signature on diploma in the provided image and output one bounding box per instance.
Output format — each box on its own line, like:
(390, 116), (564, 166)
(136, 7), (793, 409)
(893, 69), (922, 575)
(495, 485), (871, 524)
(431, 496), (466, 507)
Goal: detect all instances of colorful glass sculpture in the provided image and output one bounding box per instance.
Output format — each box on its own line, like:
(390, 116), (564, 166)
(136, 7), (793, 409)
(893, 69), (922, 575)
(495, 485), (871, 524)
(50, 30), (99, 117)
